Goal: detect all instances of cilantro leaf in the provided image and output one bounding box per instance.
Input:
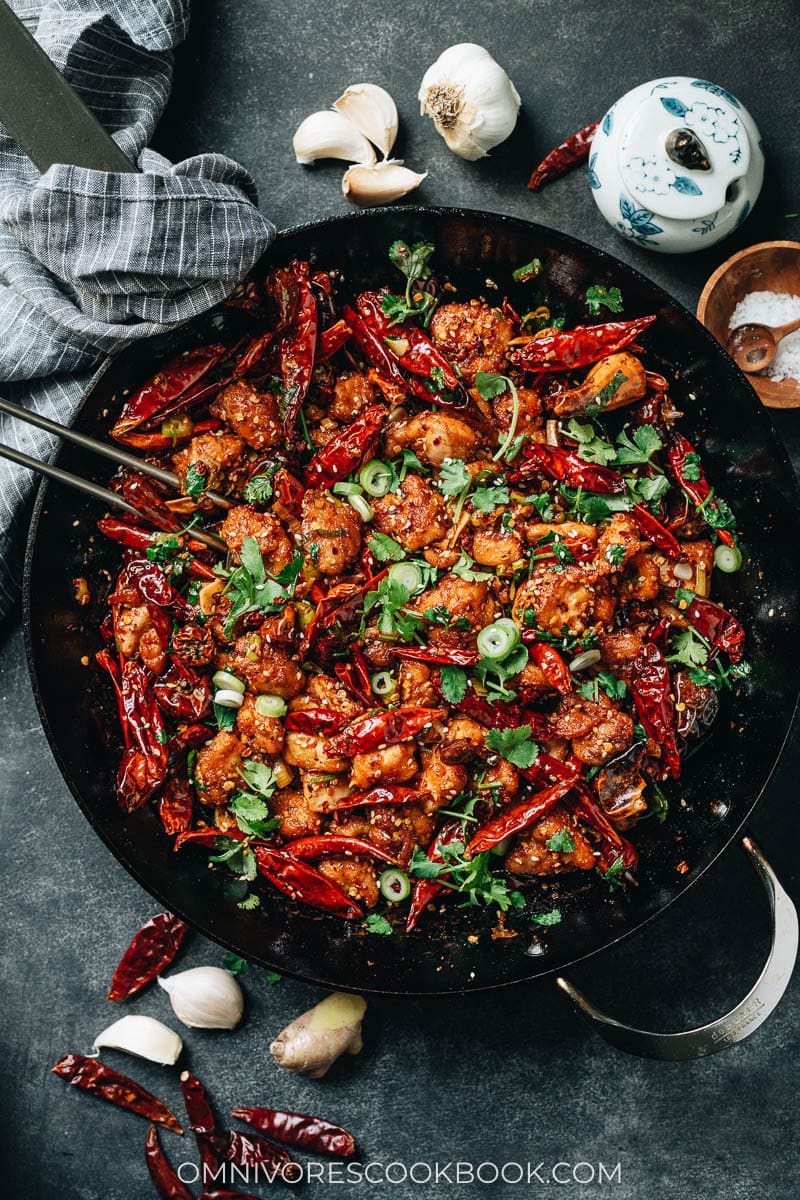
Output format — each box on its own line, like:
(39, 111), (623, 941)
(567, 418), (617, 466)
(240, 759), (277, 798)
(437, 458), (471, 497)
(615, 424), (662, 465)
(471, 482), (510, 513)
(475, 372), (510, 401)
(667, 627), (709, 668)
(596, 671), (627, 701)
(243, 463), (279, 504)
(363, 913), (393, 936)
(394, 448), (427, 480)
(597, 855), (627, 890)
(185, 461), (207, 499)
(451, 551), (493, 582)
(604, 543), (627, 568)
(213, 700), (238, 731)
(546, 828), (576, 854)
(265, 969), (282, 984)
(585, 284), (624, 316)
(681, 452), (702, 481)
(237, 893), (261, 911)
(512, 258), (543, 282)
(368, 532), (406, 562)
(628, 472), (670, 506)
(485, 724), (539, 769)
(389, 239), (435, 282)
(219, 540), (303, 637)
(531, 907), (562, 926)
(440, 665), (468, 705)
(223, 952), (248, 975)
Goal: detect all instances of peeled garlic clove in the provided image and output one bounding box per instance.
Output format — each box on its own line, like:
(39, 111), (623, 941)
(342, 160), (427, 207)
(333, 83), (399, 158)
(92, 1015), (183, 1066)
(419, 43), (521, 161)
(158, 965), (244, 1030)
(293, 111), (376, 166)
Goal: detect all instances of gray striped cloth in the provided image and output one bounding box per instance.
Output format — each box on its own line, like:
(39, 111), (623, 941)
(0, 0), (274, 614)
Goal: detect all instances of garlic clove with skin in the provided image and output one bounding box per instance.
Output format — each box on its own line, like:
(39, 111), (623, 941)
(91, 1015), (183, 1066)
(293, 111), (376, 166)
(419, 43), (521, 161)
(158, 965), (244, 1030)
(333, 84), (399, 158)
(342, 160), (427, 206)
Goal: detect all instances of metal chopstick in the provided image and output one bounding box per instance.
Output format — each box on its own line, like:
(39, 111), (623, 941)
(0, 395), (232, 510)
(0, 440), (226, 553)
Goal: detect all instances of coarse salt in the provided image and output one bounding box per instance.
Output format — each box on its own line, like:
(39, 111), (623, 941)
(729, 289), (800, 384)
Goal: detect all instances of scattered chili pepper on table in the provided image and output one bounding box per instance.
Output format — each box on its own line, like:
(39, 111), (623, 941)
(528, 121), (600, 190)
(107, 911), (188, 1002)
(145, 1124), (194, 1200)
(51, 1055), (183, 1132)
(230, 1107), (356, 1158)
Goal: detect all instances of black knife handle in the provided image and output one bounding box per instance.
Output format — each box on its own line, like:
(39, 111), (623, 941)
(0, 0), (137, 173)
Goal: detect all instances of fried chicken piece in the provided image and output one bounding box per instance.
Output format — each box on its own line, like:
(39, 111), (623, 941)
(505, 804), (596, 876)
(512, 564), (597, 636)
(367, 804), (435, 868)
(621, 551), (660, 601)
(595, 513), (641, 573)
(300, 673), (363, 719)
(414, 573), (497, 647)
(221, 504), (294, 573)
(212, 380), (282, 451)
(398, 660), (437, 707)
(572, 704), (634, 766)
(383, 411), (483, 467)
(270, 788), (322, 839)
(318, 858), (379, 908)
(301, 490), (362, 576)
(429, 301), (513, 384)
(328, 370), (375, 423)
(236, 693), (285, 757)
(194, 731), (244, 807)
(113, 604), (165, 674)
(372, 474), (448, 551)
(418, 746), (467, 812)
(493, 385), (542, 435)
(599, 630), (644, 682)
(172, 431), (243, 494)
(470, 524), (525, 567)
(225, 627), (305, 700)
(350, 744), (418, 789)
(283, 732), (348, 774)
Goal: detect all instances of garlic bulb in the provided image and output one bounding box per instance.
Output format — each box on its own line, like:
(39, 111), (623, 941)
(293, 111), (376, 166)
(333, 84), (398, 158)
(418, 43), (521, 160)
(158, 966), (244, 1029)
(91, 1015), (183, 1066)
(342, 161), (427, 206)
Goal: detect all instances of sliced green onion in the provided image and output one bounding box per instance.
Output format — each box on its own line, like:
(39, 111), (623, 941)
(714, 543), (742, 573)
(568, 649), (602, 673)
(490, 837), (513, 857)
(371, 670), (396, 697)
(359, 459), (393, 497)
(160, 413), (193, 441)
(387, 561), (423, 594)
(348, 493), (375, 522)
(477, 618), (521, 661)
(214, 688), (244, 709)
(332, 481), (363, 497)
(212, 670), (245, 694)
(379, 869), (411, 902)
(255, 693), (288, 718)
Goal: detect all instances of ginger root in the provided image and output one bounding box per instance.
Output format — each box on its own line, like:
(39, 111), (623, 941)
(270, 992), (367, 1079)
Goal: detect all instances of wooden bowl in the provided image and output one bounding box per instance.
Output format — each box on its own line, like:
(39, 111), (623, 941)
(697, 241), (800, 408)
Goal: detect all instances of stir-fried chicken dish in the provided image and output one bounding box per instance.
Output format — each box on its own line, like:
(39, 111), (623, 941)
(93, 242), (747, 930)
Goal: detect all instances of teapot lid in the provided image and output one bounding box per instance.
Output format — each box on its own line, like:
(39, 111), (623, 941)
(617, 79), (750, 221)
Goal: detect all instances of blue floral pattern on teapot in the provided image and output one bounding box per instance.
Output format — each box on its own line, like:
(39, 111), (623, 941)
(588, 77), (764, 254)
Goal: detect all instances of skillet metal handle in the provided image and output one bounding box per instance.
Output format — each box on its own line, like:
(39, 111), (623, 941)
(556, 837), (797, 1060)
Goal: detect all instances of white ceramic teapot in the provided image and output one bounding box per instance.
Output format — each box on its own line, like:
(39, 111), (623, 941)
(589, 76), (764, 254)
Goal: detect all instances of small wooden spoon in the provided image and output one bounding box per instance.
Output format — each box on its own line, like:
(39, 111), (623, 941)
(727, 315), (800, 373)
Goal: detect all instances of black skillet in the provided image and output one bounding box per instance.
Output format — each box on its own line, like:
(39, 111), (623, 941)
(22, 206), (800, 1024)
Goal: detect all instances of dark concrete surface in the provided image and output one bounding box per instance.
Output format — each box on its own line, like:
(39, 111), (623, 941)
(3, 1), (800, 1197)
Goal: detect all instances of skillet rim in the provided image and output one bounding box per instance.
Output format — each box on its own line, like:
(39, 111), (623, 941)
(22, 203), (800, 995)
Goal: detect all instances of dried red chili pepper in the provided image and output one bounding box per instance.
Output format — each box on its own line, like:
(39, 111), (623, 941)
(343, 303), (410, 393)
(520, 751), (579, 787)
(527, 121), (600, 190)
(317, 318), (352, 362)
(231, 1107), (355, 1158)
(180, 1071), (221, 1182)
(510, 442), (626, 494)
(174, 827), (247, 852)
(122, 558), (194, 618)
(528, 642), (573, 694)
(334, 644), (374, 706)
(51, 1055), (182, 1132)
(666, 432), (736, 548)
(97, 521), (216, 578)
(158, 777), (193, 836)
(233, 329), (275, 377)
(406, 821), (463, 932)
(630, 503), (682, 558)
(570, 779), (638, 871)
(392, 645), (479, 667)
(326, 706), (447, 757)
(465, 779), (575, 857)
(630, 642), (681, 779)
(281, 835), (397, 865)
(302, 568), (390, 652)
(153, 659), (212, 721)
(303, 403), (387, 488)
(117, 471), (184, 532)
(273, 467), (306, 517)
(279, 260), (318, 433)
(196, 1128), (299, 1179)
(668, 589), (745, 662)
(107, 911), (188, 1001)
(283, 707), (348, 735)
(449, 691), (553, 740)
(253, 845), (364, 918)
(145, 1124), (194, 1200)
(510, 315), (657, 373)
(111, 343), (229, 440)
(329, 784), (422, 810)
(99, 657), (168, 812)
